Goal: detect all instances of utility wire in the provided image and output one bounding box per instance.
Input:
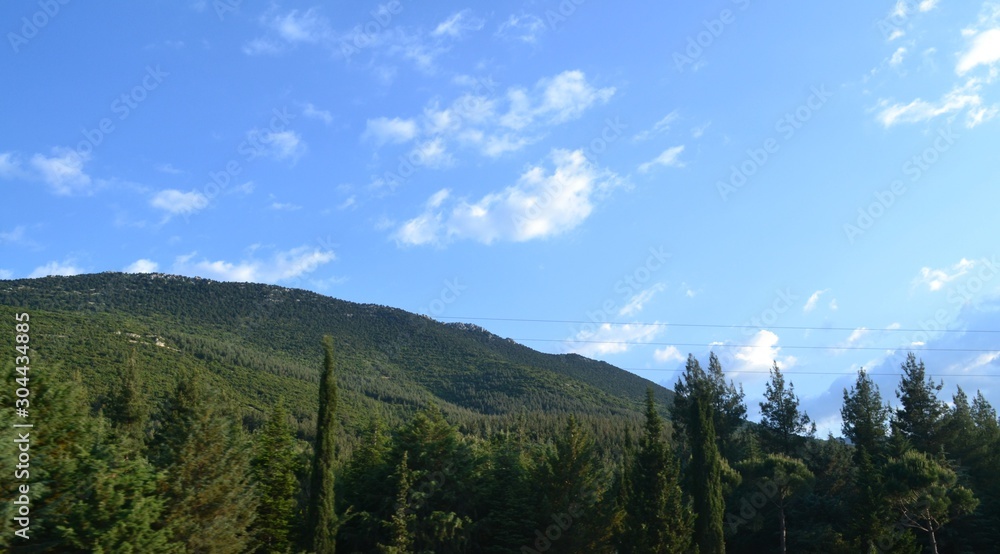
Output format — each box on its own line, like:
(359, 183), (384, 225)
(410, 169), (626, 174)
(511, 338), (1000, 353)
(439, 316), (1000, 334)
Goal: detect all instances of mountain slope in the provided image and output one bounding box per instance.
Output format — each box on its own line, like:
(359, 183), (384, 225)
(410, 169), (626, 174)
(0, 272), (673, 441)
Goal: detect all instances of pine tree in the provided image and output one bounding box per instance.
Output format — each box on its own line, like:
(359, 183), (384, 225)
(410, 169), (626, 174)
(759, 362), (815, 456)
(251, 402), (301, 553)
(308, 336), (339, 554)
(535, 415), (606, 553)
(153, 367), (258, 553)
(741, 454), (814, 554)
(105, 349), (151, 454)
(892, 353), (945, 454)
(883, 450), (978, 554)
(689, 395), (725, 554)
(841, 368), (890, 457)
(620, 388), (693, 553)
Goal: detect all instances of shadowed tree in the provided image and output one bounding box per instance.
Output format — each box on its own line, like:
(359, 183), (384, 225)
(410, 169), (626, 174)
(308, 336), (340, 554)
(620, 388), (693, 554)
(689, 395), (725, 554)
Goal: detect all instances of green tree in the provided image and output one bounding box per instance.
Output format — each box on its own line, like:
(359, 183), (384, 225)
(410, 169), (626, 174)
(620, 389), (692, 554)
(841, 368), (890, 457)
(378, 450), (415, 554)
(153, 367), (258, 553)
(892, 353), (945, 455)
(251, 402), (301, 553)
(308, 336), (340, 554)
(883, 450), (978, 554)
(673, 353), (746, 460)
(759, 363), (815, 456)
(535, 415), (607, 553)
(105, 349), (152, 454)
(689, 395), (725, 554)
(743, 454), (814, 554)
(387, 405), (475, 553)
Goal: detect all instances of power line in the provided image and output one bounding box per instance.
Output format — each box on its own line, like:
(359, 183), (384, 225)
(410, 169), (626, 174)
(439, 316), (1000, 334)
(513, 337), (1000, 354)
(615, 367), (999, 377)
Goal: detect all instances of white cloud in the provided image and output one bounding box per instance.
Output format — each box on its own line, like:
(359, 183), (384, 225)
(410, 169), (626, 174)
(846, 327), (869, 345)
(0, 269), (12, 280)
(730, 330), (797, 375)
(366, 70), (612, 162)
(803, 289), (829, 313)
(173, 246), (335, 284)
(633, 111), (679, 141)
(619, 283), (666, 316)
(0, 152), (24, 178)
(919, 0), (938, 12)
(876, 79), (995, 128)
(408, 138), (452, 169)
(125, 259), (159, 273)
(890, 46), (907, 66)
(432, 9), (484, 38)
(302, 102), (333, 124)
(151, 189), (209, 216)
(691, 122), (711, 138)
(0, 226), (26, 245)
(156, 163), (183, 174)
(829, 299), (839, 311)
(29, 260), (82, 278)
(270, 202), (302, 211)
(247, 129), (306, 162)
(962, 351), (1000, 372)
(270, 8), (331, 44)
(957, 28), (1000, 75)
(496, 13), (545, 43)
(914, 258), (977, 291)
(654, 345), (685, 364)
(394, 149), (625, 246)
(363, 117), (419, 145)
(638, 145), (686, 173)
(30, 148), (92, 195)
(534, 70), (616, 125)
(565, 322), (663, 357)
(242, 37), (285, 56)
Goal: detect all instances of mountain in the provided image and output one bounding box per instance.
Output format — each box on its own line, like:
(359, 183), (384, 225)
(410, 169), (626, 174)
(0, 272), (672, 445)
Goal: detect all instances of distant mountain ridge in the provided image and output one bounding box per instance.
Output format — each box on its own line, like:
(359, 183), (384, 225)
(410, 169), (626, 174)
(0, 272), (672, 441)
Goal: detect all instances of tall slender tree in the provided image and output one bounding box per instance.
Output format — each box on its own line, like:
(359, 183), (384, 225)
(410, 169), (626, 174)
(620, 388), (692, 553)
(308, 336), (339, 554)
(689, 395), (725, 554)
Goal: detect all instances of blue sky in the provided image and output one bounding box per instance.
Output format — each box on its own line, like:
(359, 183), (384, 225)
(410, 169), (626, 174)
(3, 0), (1000, 435)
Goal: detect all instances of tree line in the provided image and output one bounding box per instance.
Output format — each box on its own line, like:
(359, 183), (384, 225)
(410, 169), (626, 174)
(1, 341), (996, 553)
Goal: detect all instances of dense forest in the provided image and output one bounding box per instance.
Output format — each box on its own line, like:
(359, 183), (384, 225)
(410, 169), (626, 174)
(1, 274), (997, 552)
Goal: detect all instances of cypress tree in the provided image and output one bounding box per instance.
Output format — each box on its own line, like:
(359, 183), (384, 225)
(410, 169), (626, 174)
(621, 388), (692, 554)
(690, 395), (725, 554)
(308, 335), (339, 553)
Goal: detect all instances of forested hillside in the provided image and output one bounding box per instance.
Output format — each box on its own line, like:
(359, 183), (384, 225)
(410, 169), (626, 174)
(0, 272), (672, 444)
(0, 273), (997, 553)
